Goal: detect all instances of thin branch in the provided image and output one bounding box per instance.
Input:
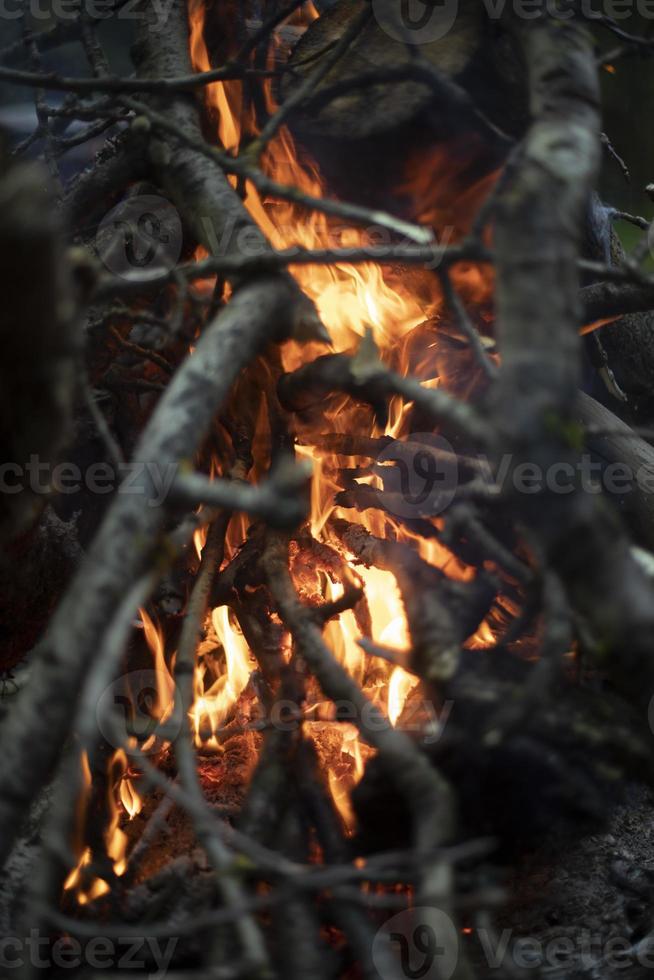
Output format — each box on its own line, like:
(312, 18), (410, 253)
(0, 63), (278, 95)
(169, 461), (311, 528)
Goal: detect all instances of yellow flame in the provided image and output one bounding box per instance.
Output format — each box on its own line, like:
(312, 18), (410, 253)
(64, 749), (131, 904)
(62, 4), (502, 896)
(191, 606), (252, 746)
(139, 608), (176, 753)
(136, 0), (500, 835)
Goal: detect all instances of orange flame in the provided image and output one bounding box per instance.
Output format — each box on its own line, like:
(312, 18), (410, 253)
(191, 606), (252, 747)
(183, 0), (500, 830)
(63, 750), (131, 904)
(138, 607), (176, 753)
(64, 5), (502, 896)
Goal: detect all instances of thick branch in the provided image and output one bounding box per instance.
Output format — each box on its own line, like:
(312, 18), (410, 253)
(580, 278), (654, 322)
(0, 276), (310, 869)
(492, 10), (654, 699)
(170, 460), (311, 529)
(263, 530), (455, 852)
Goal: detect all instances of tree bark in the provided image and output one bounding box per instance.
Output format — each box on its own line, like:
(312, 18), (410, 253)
(492, 11), (654, 700)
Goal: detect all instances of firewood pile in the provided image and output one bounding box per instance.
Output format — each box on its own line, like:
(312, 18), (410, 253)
(3, 1), (654, 978)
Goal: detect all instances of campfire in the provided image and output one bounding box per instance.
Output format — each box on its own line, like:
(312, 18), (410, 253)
(63, 0), (501, 910)
(3, 1), (654, 978)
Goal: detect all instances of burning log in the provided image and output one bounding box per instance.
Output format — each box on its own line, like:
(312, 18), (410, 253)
(314, 431), (479, 475)
(330, 517), (496, 681)
(278, 351), (390, 424)
(334, 484), (443, 541)
(283, 330), (491, 443)
(272, 801), (334, 980)
(0, 275), (320, 868)
(173, 515), (270, 975)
